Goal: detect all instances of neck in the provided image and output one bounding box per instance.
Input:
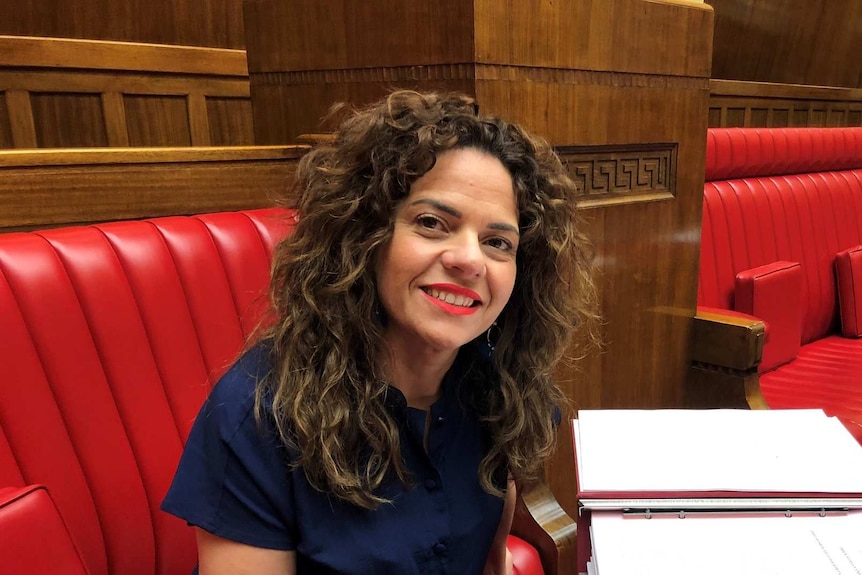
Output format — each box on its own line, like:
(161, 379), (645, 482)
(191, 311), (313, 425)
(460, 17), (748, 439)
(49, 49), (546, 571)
(382, 337), (459, 411)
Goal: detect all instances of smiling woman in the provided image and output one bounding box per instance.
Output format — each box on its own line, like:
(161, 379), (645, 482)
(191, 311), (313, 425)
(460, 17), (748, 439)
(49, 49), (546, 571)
(161, 90), (598, 575)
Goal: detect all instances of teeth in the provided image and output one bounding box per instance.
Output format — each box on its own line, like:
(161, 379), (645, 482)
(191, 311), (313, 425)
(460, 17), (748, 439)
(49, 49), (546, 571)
(427, 288), (474, 308)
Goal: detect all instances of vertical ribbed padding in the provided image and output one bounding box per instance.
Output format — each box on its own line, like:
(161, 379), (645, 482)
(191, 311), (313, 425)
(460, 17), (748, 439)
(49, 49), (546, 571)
(705, 128), (862, 181)
(698, 169), (862, 344)
(0, 209), (293, 575)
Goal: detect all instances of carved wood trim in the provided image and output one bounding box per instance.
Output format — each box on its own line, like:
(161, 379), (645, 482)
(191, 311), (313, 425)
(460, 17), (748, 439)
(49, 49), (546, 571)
(554, 143), (678, 208)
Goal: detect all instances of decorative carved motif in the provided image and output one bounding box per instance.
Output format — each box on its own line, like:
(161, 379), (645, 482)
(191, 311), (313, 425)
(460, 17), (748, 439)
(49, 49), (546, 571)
(554, 143), (678, 207)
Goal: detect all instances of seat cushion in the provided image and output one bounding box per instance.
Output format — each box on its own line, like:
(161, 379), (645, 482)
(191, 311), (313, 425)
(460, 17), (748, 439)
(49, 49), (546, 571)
(734, 261), (802, 372)
(0, 485), (88, 575)
(760, 335), (862, 442)
(508, 534), (544, 575)
(836, 245), (862, 338)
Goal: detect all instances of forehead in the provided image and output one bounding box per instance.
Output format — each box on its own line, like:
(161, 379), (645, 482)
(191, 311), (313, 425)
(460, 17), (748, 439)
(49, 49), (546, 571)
(406, 148), (518, 219)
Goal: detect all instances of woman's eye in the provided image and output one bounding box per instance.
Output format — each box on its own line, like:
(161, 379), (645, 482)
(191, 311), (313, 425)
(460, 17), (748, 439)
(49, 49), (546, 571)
(416, 215), (444, 231)
(486, 237), (515, 252)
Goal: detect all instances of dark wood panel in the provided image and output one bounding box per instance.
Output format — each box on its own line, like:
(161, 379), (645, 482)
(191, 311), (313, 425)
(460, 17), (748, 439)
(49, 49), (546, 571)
(708, 80), (862, 128)
(243, 0), (475, 72)
(0, 146), (305, 230)
(124, 95), (191, 146)
(31, 93), (108, 147)
(0, 0), (245, 49)
(708, 0), (862, 89)
(207, 97), (255, 145)
(0, 36), (253, 148)
(0, 95), (12, 148)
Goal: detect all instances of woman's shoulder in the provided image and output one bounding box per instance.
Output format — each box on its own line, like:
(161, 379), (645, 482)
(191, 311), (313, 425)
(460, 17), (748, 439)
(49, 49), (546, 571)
(204, 340), (275, 435)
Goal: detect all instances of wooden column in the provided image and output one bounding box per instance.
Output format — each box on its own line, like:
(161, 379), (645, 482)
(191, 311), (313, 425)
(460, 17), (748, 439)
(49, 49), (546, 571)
(243, 0), (714, 517)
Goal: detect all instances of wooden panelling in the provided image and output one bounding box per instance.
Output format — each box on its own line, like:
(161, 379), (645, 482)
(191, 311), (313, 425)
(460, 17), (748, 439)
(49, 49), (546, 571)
(0, 0), (245, 49)
(708, 0), (862, 89)
(0, 146), (305, 231)
(709, 80), (862, 128)
(31, 93), (108, 147)
(206, 98), (255, 146)
(0, 36), (254, 148)
(244, 0), (715, 528)
(124, 96), (192, 147)
(0, 94), (13, 149)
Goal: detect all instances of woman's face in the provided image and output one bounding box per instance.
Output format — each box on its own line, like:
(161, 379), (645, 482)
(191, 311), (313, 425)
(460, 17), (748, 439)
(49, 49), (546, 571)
(375, 147), (519, 354)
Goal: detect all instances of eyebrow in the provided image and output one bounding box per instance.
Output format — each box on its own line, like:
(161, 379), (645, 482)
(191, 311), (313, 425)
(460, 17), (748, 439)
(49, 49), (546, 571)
(409, 198), (520, 235)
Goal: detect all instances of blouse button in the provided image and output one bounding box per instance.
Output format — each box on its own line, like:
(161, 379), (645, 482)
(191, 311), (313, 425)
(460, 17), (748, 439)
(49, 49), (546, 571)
(435, 416), (445, 426)
(424, 479), (438, 491)
(433, 542), (448, 555)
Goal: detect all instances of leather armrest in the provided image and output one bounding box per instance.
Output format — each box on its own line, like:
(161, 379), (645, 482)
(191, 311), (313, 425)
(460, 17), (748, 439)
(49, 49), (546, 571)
(0, 484), (88, 575)
(510, 476), (577, 575)
(691, 306), (765, 371)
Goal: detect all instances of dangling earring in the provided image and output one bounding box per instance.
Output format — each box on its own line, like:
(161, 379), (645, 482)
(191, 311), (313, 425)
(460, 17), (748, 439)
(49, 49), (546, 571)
(485, 321), (502, 355)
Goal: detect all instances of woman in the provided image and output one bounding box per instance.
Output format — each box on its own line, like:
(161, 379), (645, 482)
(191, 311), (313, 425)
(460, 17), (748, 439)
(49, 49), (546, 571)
(162, 90), (597, 575)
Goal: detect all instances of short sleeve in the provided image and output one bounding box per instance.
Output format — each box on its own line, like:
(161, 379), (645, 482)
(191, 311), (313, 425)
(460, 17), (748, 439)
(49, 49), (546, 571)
(161, 345), (297, 550)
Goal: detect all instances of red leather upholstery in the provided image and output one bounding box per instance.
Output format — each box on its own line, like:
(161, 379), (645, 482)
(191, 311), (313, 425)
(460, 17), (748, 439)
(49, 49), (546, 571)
(734, 261), (802, 372)
(0, 485), (88, 575)
(699, 127), (862, 439)
(835, 245), (862, 337)
(0, 209), (545, 575)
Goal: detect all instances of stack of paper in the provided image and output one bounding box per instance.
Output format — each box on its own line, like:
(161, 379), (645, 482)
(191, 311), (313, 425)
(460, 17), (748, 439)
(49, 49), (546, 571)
(572, 409), (862, 575)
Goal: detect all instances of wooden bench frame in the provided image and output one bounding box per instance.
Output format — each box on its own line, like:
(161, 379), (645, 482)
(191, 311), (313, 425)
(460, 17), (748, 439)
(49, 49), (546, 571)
(0, 36), (253, 148)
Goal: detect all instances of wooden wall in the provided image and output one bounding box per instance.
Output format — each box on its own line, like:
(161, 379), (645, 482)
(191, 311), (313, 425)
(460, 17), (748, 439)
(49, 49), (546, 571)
(0, 36), (254, 148)
(708, 80), (862, 128)
(708, 0), (862, 89)
(0, 0), (245, 49)
(244, 0), (714, 518)
(706, 0), (862, 128)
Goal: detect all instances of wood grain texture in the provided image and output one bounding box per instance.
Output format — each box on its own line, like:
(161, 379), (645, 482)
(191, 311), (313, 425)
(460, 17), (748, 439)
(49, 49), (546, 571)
(0, 94), (12, 148)
(5, 90), (37, 148)
(31, 93), (108, 147)
(0, 4), (245, 49)
(206, 97), (255, 146)
(101, 92), (130, 146)
(0, 146), (306, 230)
(124, 96), (191, 147)
(708, 0), (862, 89)
(1, 36), (254, 148)
(709, 80), (862, 128)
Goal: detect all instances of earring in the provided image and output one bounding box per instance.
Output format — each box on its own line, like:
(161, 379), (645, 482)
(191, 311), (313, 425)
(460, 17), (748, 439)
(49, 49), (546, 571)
(485, 321), (502, 354)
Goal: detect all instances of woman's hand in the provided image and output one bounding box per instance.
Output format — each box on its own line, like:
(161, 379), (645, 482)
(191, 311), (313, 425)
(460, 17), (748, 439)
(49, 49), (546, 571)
(195, 527), (296, 575)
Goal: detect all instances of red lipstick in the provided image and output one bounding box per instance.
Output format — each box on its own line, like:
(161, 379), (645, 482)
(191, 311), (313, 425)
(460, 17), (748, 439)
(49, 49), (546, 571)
(421, 283), (482, 316)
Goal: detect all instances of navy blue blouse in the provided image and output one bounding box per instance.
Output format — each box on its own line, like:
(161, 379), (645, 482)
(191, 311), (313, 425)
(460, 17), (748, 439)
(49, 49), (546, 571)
(161, 343), (505, 574)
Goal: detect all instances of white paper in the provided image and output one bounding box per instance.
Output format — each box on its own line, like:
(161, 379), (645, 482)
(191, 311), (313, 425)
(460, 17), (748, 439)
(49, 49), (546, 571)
(589, 509), (862, 575)
(573, 409), (862, 495)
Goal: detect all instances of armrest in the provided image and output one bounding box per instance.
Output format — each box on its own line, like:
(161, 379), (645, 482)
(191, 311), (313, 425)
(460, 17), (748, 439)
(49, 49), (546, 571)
(0, 484), (88, 575)
(691, 306), (765, 371)
(510, 476), (577, 575)
(687, 307), (768, 410)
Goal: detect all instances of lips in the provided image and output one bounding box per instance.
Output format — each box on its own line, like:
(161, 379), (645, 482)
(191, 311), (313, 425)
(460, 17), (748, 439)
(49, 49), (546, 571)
(420, 283), (482, 315)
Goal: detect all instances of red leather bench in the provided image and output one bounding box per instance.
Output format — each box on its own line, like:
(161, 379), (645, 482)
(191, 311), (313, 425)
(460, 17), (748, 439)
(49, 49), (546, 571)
(696, 127), (862, 441)
(0, 209), (553, 575)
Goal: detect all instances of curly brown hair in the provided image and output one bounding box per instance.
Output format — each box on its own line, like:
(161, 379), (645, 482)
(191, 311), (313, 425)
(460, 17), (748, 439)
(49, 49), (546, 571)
(259, 90), (597, 509)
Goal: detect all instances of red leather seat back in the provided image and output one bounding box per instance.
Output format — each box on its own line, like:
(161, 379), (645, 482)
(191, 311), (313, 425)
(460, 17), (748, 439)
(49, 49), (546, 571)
(0, 209), (291, 575)
(0, 485), (89, 575)
(699, 128), (862, 345)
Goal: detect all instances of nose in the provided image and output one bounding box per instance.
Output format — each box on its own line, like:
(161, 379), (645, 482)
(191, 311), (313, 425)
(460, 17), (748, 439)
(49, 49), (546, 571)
(440, 235), (486, 278)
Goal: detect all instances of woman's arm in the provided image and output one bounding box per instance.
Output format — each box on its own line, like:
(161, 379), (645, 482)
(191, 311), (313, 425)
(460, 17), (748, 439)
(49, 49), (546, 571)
(484, 479), (516, 575)
(196, 528), (297, 575)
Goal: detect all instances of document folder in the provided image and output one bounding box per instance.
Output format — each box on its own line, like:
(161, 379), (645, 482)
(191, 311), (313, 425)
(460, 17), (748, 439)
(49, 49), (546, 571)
(571, 409), (862, 575)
